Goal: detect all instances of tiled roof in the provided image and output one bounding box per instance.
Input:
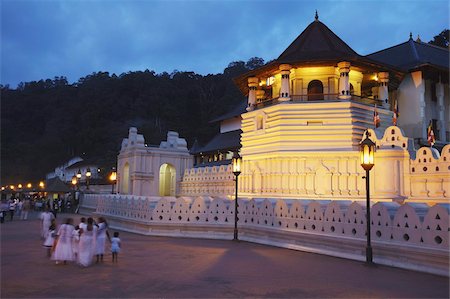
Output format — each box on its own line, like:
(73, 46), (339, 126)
(209, 101), (247, 123)
(277, 19), (359, 63)
(367, 38), (449, 72)
(192, 130), (241, 154)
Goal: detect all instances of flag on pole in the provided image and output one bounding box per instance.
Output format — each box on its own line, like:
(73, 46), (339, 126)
(373, 104), (380, 128)
(393, 100), (398, 126)
(427, 121), (435, 147)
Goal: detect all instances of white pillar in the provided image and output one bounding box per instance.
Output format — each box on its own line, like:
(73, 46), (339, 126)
(436, 81), (445, 141)
(378, 72), (389, 109)
(278, 64), (291, 102)
(338, 61), (351, 100)
(246, 77), (258, 111)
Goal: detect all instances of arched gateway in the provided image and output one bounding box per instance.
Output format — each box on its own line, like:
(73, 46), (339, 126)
(117, 128), (191, 196)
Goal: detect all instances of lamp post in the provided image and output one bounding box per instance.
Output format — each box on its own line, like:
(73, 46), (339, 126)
(232, 152), (242, 241)
(85, 168), (91, 190)
(360, 130), (375, 264)
(71, 175), (77, 212)
(76, 169), (82, 190)
(110, 170), (117, 194)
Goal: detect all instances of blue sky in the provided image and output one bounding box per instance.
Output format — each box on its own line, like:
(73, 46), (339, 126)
(1, 0), (449, 88)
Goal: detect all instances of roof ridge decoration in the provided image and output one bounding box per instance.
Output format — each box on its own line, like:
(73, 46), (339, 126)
(315, 10), (318, 21)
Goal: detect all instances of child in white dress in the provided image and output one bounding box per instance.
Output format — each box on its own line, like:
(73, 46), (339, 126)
(72, 225), (80, 260)
(111, 232), (121, 263)
(43, 220), (56, 257)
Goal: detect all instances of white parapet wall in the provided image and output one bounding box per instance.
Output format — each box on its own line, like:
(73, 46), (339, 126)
(180, 164), (234, 197)
(85, 194), (449, 276)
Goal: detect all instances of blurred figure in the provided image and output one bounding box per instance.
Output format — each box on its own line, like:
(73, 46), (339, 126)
(40, 208), (55, 240)
(95, 217), (110, 263)
(78, 217), (97, 267)
(8, 199), (16, 221)
(79, 217), (87, 231)
(43, 219), (57, 257)
(111, 231), (121, 263)
(72, 225), (80, 260)
(52, 218), (75, 265)
(21, 198), (31, 220)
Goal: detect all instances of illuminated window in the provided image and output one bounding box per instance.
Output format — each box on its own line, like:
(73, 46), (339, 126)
(308, 80), (323, 101)
(266, 76), (275, 86)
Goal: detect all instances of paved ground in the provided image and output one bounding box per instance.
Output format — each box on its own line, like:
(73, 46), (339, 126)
(1, 211), (449, 298)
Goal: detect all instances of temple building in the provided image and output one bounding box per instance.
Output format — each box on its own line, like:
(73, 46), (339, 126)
(117, 14), (449, 205)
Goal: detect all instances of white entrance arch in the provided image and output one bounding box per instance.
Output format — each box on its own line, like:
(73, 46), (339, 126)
(122, 163), (130, 194)
(159, 163), (176, 196)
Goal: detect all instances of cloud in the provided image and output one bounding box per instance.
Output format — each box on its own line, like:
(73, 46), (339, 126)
(1, 0), (449, 87)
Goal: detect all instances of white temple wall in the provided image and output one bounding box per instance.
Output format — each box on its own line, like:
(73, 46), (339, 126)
(85, 194), (450, 276)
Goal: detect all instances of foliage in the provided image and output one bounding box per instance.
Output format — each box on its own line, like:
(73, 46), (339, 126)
(1, 58), (261, 184)
(428, 29), (449, 48)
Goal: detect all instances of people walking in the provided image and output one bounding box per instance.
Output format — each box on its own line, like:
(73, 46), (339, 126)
(111, 232), (121, 263)
(95, 217), (110, 263)
(40, 208), (55, 239)
(78, 217), (97, 267)
(52, 218), (75, 264)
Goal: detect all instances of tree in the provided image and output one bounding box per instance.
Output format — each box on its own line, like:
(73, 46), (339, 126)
(428, 29), (449, 48)
(245, 57), (265, 70)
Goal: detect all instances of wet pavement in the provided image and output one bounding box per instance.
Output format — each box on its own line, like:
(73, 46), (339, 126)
(1, 211), (449, 298)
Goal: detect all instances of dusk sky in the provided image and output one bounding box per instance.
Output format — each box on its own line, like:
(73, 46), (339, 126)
(1, 0), (449, 88)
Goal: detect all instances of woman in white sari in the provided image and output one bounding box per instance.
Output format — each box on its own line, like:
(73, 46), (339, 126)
(77, 217), (97, 267)
(52, 218), (75, 264)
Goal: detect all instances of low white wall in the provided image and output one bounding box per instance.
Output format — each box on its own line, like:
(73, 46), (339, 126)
(84, 194), (449, 276)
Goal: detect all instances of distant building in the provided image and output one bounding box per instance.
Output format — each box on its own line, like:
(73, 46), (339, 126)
(46, 157), (99, 184)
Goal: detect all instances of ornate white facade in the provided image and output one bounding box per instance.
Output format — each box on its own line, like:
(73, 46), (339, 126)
(117, 128), (192, 196)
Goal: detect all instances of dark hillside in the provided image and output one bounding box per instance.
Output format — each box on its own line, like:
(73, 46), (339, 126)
(1, 58), (263, 184)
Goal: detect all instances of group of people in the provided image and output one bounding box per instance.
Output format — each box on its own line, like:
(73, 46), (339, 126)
(40, 210), (121, 266)
(0, 197), (32, 222)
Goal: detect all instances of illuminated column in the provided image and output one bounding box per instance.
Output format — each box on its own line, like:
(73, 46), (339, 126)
(378, 72), (390, 108)
(338, 61), (351, 100)
(436, 80), (445, 141)
(247, 77), (259, 111)
(279, 64), (291, 102)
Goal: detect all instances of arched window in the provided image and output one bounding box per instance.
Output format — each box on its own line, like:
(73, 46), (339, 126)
(307, 80), (324, 101)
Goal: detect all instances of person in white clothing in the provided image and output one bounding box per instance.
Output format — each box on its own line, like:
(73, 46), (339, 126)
(52, 218), (75, 264)
(111, 231), (121, 263)
(95, 217), (110, 263)
(43, 219), (57, 257)
(40, 208), (55, 240)
(78, 217), (97, 267)
(72, 225), (81, 260)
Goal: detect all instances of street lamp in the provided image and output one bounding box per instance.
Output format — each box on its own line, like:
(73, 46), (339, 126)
(109, 170), (117, 194)
(76, 169), (82, 180)
(39, 181), (45, 189)
(232, 151), (242, 241)
(86, 168), (92, 190)
(360, 130), (375, 264)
